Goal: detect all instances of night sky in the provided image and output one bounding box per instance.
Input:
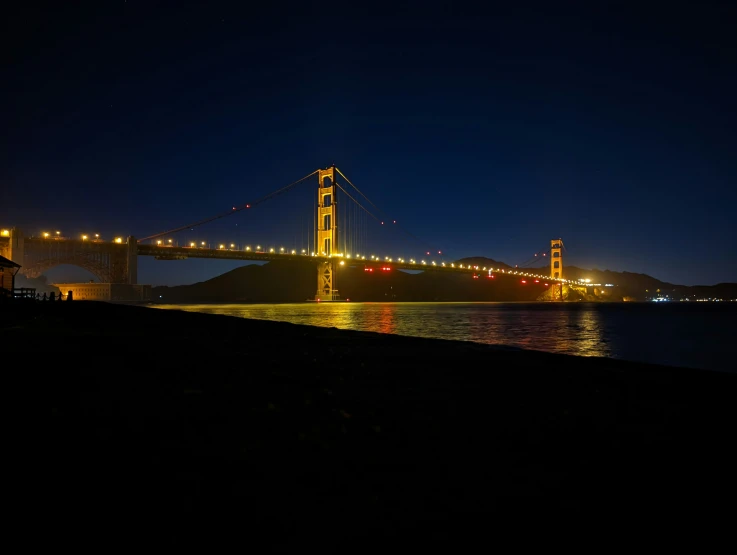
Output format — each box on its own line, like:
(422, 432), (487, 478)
(2, 1), (735, 286)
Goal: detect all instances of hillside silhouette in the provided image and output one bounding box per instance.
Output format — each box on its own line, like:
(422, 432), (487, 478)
(153, 257), (737, 303)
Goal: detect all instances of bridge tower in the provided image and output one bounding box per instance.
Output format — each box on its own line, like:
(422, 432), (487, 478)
(550, 238), (563, 280)
(314, 166), (340, 301)
(551, 238), (564, 301)
(127, 236), (138, 285)
(7, 228), (24, 266)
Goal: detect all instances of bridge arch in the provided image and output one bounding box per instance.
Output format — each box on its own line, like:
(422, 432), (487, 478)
(11, 233), (134, 284)
(21, 258), (112, 283)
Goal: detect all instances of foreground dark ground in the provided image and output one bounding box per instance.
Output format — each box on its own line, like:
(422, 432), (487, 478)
(7, 300), (736, 547)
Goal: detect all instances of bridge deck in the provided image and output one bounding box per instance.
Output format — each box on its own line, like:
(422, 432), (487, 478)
(137, 244), (558, 281)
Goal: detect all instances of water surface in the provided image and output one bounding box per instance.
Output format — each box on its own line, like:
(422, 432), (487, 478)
(149, 301), (735, 373)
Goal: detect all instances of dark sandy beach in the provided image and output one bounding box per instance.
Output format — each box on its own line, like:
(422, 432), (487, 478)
(7, 300), (736, 547)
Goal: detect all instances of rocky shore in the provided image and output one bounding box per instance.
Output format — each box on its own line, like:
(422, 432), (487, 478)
(9, 300), (736, 547)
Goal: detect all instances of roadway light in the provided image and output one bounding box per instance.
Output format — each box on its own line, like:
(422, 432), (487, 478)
(280, 247), (284, 253)
(95, 234), (99, 239)
(190, 242), (195, 247)
(219, 244), (225, 249)
(156, 240), (162, 245)
(82, 235), (88, 241)
(230, 244), (235, 248)
(56, 231), (60, 235)
(246, 246), (251, 251)
(43, 232), (49, 238)
(168, 239), (172, 244)
(201, 242), (205, 246)
(270, 248), (274, 253)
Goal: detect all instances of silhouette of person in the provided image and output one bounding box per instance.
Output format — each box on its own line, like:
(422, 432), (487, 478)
(42, 292), (47, 301)
(49, 291), (55, 301)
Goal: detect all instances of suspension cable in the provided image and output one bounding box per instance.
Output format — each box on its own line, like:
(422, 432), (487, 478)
(514, 246), (550, 269)
(336, 167), (446, 256)
(335, 183), (381, 222)
(138, 169), (319, 242)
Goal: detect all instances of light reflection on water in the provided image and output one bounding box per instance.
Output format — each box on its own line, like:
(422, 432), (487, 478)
(149, 301), (735, 372)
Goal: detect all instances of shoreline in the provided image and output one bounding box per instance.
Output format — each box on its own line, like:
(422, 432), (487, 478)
(12, 300), (737, 545)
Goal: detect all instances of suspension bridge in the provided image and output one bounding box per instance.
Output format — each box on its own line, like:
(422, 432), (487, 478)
(1, 165), (569, 301)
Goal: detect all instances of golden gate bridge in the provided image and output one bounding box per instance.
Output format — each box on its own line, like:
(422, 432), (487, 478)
(1, 165), (569, 301)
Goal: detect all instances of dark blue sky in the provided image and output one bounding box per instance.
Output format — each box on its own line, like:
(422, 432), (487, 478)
(2, 1), (735, 286)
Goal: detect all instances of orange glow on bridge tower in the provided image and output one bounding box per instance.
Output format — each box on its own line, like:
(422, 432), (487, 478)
(314, 165), (340, 301)
(551, 238), (564, 301)
(550, 238), (563, 280)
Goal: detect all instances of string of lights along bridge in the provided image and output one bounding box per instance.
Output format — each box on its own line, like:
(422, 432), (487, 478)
(0, 165), (576, 301)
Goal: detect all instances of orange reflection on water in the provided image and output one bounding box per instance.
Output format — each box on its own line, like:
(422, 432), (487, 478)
(464, 303), (610, 358)
(551, 308), (608, 357)
(377, 304), (396, 334)
(150, 302), (611, 359)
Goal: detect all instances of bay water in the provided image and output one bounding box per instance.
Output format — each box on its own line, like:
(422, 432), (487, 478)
(149, 301), (735, 373)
